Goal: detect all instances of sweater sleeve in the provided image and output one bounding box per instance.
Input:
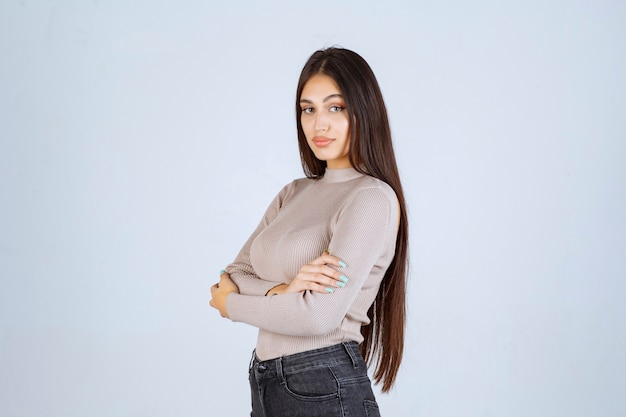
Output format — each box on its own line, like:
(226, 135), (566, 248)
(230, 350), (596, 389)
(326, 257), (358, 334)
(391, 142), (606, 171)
(226, 186), (399, 336)
(225, 184), (291, 296)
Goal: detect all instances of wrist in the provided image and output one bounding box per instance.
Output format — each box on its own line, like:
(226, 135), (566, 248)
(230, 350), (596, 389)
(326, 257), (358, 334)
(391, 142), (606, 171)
(265, 283), (288, 296)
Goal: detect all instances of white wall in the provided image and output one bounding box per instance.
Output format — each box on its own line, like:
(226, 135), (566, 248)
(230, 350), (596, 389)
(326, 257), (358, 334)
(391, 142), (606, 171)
(1, 1), (625, 416)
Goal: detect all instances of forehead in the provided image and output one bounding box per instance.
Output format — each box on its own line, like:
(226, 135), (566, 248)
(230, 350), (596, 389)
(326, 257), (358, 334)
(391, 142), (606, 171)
(300, 74), (342, 98)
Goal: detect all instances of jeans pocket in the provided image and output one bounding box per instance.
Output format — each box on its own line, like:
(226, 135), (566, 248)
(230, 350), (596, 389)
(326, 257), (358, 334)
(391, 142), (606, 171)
(364, 399), (381, 417)
(282, 366), (339, 401)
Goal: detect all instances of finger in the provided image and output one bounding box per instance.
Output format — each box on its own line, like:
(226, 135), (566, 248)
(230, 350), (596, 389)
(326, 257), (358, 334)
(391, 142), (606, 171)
(219, 270), (232, 285)
(309, 253), (347, 268)
(298, 265), (348, 286)
(319, 265), (349, 285)
(220, 274), (234, 283)
(310, 271), (346, 288)
(308, 253), (338, 265)
(299, 262), (341, 276)
(293, 272), (345, 290)
(292, 278), (337, 294)
(310, 283), (337, 294)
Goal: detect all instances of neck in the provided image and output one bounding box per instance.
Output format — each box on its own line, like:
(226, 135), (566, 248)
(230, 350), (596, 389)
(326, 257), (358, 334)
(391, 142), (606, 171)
(320, 166), (363, 183)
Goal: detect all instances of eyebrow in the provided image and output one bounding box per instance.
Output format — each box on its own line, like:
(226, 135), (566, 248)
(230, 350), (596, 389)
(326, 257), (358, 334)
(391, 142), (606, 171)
(299, 93), (344, 104)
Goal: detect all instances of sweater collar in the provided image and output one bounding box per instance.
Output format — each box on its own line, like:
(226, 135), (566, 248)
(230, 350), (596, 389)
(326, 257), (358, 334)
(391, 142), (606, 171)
(320, 167), (363, 183)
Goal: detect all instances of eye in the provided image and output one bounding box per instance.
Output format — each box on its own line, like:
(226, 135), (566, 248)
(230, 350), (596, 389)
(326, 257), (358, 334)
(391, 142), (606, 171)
(301, 107), (314, 114)
(330, 105), (345, 112)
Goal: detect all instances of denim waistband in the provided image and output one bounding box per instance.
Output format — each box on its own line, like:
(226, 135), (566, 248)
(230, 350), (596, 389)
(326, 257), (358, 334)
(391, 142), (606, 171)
(249, 341), (362, 376)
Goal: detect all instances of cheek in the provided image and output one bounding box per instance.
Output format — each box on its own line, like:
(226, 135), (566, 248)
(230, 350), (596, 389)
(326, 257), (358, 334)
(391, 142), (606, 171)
(301, 117), (313, 137)
(342, 119), (351, 141)
(341, 114), (350, 131)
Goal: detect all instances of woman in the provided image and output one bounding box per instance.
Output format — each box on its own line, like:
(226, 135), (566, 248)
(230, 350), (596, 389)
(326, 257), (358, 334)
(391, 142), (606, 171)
(210, 47), (409, 417)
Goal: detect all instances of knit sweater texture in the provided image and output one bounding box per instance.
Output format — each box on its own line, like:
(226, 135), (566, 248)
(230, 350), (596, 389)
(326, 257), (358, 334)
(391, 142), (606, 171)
(225, 167), (399, 360)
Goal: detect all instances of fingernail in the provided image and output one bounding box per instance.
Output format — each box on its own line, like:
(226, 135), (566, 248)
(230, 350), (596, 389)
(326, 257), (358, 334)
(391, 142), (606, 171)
(339, 275), (348, 282)
(337, 281), (346, 288)
(219, 270), (225, 274)
(338, 260), (347, 268)
(325, 287), (335, 293)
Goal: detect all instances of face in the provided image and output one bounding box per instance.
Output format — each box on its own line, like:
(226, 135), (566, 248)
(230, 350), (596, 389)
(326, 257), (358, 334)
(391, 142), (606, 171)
(299, 74), (352, 169)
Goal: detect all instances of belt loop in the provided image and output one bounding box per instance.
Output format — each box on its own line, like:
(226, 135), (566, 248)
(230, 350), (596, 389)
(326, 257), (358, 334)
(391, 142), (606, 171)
(276, 357), (286, 386)
(342, 342), (359, 369)
(249, 349), (256, 371)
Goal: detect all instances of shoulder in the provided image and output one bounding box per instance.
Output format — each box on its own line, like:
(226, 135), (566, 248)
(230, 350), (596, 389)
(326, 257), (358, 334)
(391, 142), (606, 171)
(350, 175), (398, 207)
(273, 176), (316, 205)
(280, 176), (316, 193)
(337, 176), (399, 225)
(332, 176), (400, 233)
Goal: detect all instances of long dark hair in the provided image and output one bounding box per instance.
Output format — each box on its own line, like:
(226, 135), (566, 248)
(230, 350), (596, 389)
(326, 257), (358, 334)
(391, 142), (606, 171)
(295, 47), (409, 392)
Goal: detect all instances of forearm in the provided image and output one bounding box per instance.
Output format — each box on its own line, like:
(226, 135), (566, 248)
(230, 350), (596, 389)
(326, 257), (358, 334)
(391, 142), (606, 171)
(226, 291), (349, 336)
(227, 265), (282, 296)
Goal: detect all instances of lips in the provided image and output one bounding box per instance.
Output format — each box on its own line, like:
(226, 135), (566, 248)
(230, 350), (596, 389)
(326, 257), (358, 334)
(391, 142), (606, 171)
(312, 137), (334, 147)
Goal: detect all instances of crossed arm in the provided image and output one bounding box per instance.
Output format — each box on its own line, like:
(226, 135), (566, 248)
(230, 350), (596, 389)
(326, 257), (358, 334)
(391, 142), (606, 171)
(209, 185), (397, 335)
(209, 251), (348, 318)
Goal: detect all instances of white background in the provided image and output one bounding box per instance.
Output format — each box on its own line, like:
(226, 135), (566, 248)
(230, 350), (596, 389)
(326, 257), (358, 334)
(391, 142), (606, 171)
(1, 1), (625, 416)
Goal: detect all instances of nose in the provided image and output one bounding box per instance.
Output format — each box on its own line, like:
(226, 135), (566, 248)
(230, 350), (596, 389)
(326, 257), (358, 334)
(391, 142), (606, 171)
(315, 112), (329, 132)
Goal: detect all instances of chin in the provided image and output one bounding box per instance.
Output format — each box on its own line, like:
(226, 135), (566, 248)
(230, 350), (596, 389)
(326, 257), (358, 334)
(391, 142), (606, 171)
(312, 152), (331, 162)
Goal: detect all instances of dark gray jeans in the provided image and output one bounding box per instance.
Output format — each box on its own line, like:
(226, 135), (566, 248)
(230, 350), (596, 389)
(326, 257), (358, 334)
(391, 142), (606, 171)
(248, 341), (381, 417)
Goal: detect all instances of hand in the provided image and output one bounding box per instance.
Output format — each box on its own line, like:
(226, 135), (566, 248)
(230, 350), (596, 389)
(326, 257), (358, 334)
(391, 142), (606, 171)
(267, 252), (349, 295)
(210, 271), (240, 318)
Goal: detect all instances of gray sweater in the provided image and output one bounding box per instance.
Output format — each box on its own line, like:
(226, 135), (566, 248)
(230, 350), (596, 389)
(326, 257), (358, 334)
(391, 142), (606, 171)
(225, 167), (399, 360)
